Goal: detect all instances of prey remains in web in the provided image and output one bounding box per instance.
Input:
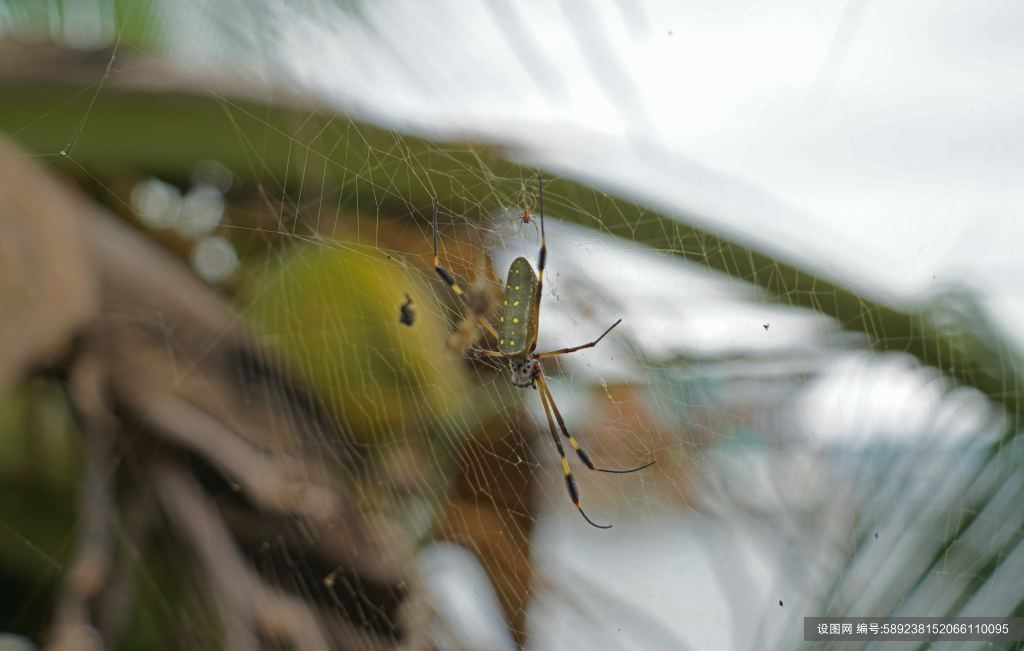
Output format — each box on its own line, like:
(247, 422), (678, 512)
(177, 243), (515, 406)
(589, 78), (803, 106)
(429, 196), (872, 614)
(431, 177), (656, 528)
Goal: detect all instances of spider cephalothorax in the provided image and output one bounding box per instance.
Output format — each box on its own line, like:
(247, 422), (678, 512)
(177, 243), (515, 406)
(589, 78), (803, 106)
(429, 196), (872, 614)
(431, 176), (655, 528)
(510, 356), (541, 388)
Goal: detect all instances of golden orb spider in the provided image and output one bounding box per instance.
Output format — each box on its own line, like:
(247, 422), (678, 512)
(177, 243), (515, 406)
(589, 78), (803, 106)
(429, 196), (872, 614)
(431, 177), (655, 528)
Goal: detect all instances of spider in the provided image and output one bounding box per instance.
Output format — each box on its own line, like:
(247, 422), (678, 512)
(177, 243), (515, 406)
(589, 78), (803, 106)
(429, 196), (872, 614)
(431, 177), (655, 528)
(516, 193), (539, 236)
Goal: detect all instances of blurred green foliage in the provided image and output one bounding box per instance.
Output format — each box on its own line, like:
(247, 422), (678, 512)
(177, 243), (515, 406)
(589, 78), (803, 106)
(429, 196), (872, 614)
(0, 0), (162, 48)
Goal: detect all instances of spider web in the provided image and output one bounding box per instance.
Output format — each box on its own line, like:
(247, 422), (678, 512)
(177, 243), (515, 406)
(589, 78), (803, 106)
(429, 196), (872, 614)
(1, 1), (1023, 650)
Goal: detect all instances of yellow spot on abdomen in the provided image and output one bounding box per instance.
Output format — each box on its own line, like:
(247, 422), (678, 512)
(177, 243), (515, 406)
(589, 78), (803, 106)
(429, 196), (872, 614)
(512, 317), (519, 324)
(513, 300), (520, 307)
(508, 339), (516, 347)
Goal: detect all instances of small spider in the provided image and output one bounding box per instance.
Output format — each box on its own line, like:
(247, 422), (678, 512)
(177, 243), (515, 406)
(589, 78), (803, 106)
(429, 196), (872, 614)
(432, 177), (655, 528)
(514, 207), (539, 238)
(399, 293), (415, 327)
(514, 186), (539, 235)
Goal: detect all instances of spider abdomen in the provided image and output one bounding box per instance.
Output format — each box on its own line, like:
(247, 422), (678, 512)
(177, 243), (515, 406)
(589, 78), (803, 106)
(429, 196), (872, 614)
(497, 256), (538, 355)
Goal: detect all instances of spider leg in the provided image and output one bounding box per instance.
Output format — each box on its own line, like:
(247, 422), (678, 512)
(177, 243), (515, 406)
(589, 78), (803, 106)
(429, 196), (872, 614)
(529, 176), (547, 352)
(478, 350), (511, 359)
(432, 198), (500, 339)
(536, 373), (656, 474)
(534, 319), (622, 359)
(536, 372), (611, 529)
